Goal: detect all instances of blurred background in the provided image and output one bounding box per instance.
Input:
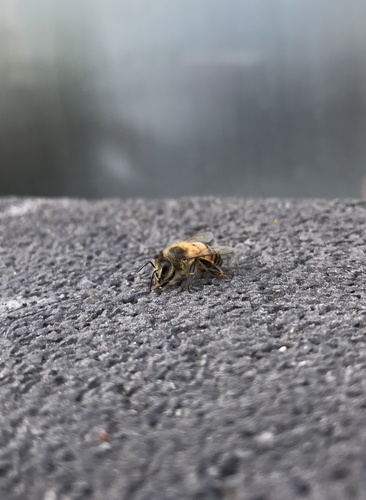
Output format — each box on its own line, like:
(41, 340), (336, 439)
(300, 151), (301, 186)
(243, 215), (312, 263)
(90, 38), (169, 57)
(1, 0), (366, 199)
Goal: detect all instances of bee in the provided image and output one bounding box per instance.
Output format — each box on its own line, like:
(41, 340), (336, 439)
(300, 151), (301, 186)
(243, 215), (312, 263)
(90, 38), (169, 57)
(137, 231), (235, 292)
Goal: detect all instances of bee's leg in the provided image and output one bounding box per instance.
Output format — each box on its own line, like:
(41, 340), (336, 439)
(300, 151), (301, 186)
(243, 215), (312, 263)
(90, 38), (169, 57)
(149, 269), (162, 292)
(198, 259), (232, 279)
(184, 260), (197, 292)
(149, 271), (156, 292)
(151, 270), (176, 292)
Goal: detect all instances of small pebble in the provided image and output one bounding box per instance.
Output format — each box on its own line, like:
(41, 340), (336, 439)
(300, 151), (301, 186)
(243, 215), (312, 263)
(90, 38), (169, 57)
(256, 431), (275, 449)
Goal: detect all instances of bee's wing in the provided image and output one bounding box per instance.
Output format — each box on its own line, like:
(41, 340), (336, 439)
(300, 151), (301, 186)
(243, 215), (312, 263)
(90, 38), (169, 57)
(210, 245), (235, 255)
(184, 231), (214, 243)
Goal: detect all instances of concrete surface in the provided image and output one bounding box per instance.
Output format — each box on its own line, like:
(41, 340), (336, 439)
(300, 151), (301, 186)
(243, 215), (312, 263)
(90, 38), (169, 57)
(0, 197), (365, 500)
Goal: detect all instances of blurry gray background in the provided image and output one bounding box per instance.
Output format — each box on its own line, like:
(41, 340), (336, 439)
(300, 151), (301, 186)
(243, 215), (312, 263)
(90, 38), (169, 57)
(1, 0), (366, 199)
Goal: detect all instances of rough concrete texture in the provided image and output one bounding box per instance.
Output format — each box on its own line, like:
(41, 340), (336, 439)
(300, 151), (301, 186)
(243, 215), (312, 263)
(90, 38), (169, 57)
(0, 197), (366, 500)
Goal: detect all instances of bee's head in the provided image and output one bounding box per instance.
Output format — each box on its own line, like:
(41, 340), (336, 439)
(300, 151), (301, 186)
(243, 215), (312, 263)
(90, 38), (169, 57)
(151, 254), (174, 291)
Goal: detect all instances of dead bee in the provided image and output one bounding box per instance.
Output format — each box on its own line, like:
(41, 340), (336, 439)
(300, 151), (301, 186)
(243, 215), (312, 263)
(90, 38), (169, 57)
(137, 231), (235, 292)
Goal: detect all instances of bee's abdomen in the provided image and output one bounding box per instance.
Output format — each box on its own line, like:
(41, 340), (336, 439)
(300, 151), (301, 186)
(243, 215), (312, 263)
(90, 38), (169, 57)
(212, 253), (222, 266)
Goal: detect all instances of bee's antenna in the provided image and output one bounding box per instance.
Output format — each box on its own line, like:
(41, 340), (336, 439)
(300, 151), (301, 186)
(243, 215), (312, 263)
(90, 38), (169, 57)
(136, 261), (156, 274)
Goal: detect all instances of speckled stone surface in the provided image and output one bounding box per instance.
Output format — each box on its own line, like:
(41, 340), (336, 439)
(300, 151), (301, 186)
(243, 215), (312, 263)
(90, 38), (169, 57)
(0, 197), (365, 500)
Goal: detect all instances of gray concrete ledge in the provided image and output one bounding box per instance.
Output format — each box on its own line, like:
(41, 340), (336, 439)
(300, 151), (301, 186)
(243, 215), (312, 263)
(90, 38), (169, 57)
(0, 197), (365, 500)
